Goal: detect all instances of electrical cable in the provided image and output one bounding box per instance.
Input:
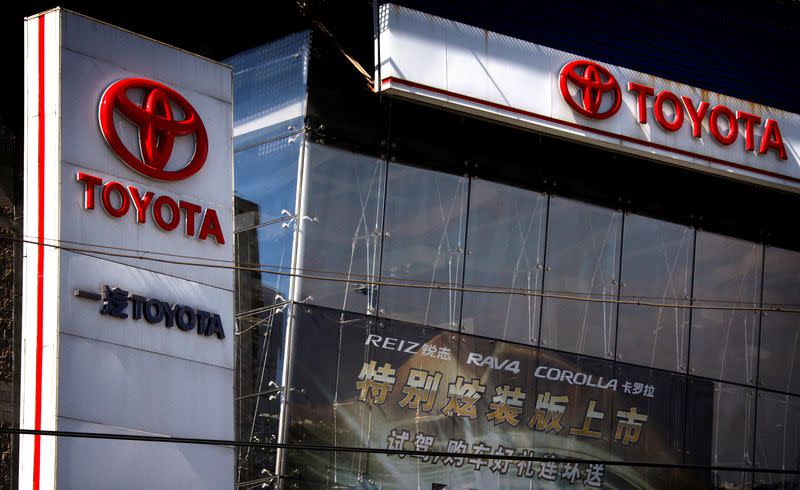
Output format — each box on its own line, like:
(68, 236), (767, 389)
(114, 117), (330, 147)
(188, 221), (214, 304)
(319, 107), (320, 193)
(9, 230), (786, 311)
(3, 233), (799, 313)
(9, 231), (788, 310)
(1, 427), (798, 475)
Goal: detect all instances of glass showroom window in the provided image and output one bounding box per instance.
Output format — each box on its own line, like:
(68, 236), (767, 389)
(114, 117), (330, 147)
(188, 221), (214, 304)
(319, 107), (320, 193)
(234, 136), (301, 315)
(379, 163), (468, 329)
(299, 144), (386, 315)
(755, 391), (800, 472)
(616, 214), (694, 373)
(461, 178), (546, 345)
(539, 196), (622, 359)
(228, 31), (309, 151)
(690, 231), (762, 385)
(758, 246), (800, 395)
(684, 379), (755, 468)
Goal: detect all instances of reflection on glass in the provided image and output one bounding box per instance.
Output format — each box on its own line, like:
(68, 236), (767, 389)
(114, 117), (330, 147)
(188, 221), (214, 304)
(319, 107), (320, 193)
(755, 392), (800, 471)
(685, 379), (755, 468)
(690, 232), (762, 385)
(299, 144), (385, 315)
(759, 312), (800, 396)
(284, 306), (341, 447)
(235, 221), (294, 315)
(540, 197), (621, 359)
(617, 214), (693, 372)
(707, 471), (752, 490)
(235, 309), (285, 485)
(228, 31), (309, 150)
(461, 179), (546, 344)
(644, 468), (752, 490)
(759, 247), (800, 395)
(234, 135), (301, 230)
(379, 163), (468, 329)
(612, 364), (686, 464)
(753, 472), (800, 489)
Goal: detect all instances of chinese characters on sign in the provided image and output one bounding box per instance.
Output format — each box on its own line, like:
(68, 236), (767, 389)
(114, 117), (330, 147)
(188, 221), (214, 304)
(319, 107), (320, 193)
(357, 361), (650, 445)
(74, 285), (226, 339)
(385, 430), (607, 487)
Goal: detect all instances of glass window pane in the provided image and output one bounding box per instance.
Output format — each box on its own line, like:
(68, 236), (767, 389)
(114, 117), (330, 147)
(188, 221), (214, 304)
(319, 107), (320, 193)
(612, 363), (686, 464)
(299, 144), (385, 315)
(759, 247), (800, 394)
(540, 197), (621, 359)
(759, 312), (800, 395)
(461, 179), (546, 344)
(379, 163), (468, 329)
(755, 391), (800, 471)
(235, 309), (285, 483)
(685, 379), (755, 468)
(617, 214), (693, 372)
(228, 31), (309, 150)
(642, 469), (751, 490)
(763, 245), (800, 308)
(235, 222), (294, 314)
(753, 472), (800, 489)
(690, 232), (762, 385)
(234, 135), (301, 230)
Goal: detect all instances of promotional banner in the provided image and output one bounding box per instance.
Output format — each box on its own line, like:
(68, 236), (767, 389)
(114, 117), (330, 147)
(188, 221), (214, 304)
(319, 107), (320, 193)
(281, 306), (719, 489)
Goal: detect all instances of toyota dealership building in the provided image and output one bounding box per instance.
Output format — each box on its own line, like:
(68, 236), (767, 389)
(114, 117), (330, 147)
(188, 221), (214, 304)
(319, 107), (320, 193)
(8, 1), (800, 489)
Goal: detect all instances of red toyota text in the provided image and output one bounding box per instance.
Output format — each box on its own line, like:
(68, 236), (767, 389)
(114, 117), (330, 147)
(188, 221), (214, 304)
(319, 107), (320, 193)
(76, 172), (225, 245)
(627, 82), (787, 160)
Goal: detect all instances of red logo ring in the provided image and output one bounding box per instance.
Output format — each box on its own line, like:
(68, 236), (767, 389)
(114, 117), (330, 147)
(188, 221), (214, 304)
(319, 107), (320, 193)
(559, 60), (621, 120)
(99, 78), (208, 181)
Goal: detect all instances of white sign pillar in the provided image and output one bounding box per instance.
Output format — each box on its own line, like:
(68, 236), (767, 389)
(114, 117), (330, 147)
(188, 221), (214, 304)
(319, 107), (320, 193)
(22, 9), (234, 489)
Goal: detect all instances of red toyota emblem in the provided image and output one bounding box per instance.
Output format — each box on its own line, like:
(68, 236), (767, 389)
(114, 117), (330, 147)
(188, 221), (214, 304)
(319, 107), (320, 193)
(99, 78), (208, 181)
(559, 60), (621, 120)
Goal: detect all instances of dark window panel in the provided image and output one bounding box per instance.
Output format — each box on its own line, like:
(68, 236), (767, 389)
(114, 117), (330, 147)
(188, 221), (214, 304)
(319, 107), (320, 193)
(617, 214), (694, 373)
(690, 232), (762, 385)
(299, 143), (386, 315)
(540, 197), (621, 359)
(379, 163), (468, 329)
(461, 178), (546, 345)
(685, 378), (755, 468)
(755, 391), (800, 472)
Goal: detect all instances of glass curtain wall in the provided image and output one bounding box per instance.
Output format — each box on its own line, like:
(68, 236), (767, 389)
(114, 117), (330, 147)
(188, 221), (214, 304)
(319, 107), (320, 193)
(281, 142), (800, 488)
(227, 32), (310, 485)
(228, 36), (800, 486)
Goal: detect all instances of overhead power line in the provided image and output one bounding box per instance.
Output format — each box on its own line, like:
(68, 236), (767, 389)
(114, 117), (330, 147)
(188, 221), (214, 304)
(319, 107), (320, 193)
(1, 427), (799, 475)
(3, 233), (798, 313)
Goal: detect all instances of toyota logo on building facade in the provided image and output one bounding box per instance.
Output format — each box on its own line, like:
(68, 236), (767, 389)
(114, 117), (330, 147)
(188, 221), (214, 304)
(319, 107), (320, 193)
(83, 77), (226, 245)
(559, 60), (622, 120)
(99, 78), (208, 181)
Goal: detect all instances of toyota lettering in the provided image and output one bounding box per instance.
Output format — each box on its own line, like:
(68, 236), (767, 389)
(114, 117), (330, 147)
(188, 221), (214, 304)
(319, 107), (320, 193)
(559, 60), (787, 160)
(78, 77), (226, 245)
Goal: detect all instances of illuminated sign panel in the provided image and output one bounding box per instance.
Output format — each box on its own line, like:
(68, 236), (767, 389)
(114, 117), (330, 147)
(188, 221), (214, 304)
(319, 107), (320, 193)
(377, 4), (800, 191)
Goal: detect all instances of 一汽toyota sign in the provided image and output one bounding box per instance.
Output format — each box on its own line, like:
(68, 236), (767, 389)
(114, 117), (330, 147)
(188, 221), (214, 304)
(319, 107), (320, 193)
(376, 4), (798, 191)
(22, 9), (233, 489)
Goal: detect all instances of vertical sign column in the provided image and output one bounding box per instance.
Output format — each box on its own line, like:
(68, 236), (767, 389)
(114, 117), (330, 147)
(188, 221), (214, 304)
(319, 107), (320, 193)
(22, 9), (234, 489)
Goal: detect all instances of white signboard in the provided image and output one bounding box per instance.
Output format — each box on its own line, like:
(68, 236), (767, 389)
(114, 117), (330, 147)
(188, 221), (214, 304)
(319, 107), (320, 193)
(22, 9), (233, 489)
(377, 4), (800, 192)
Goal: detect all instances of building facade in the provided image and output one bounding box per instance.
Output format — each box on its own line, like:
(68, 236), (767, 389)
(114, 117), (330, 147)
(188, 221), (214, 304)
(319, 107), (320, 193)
(5, 1), (800, 489)
(229, 3), (800, 489)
